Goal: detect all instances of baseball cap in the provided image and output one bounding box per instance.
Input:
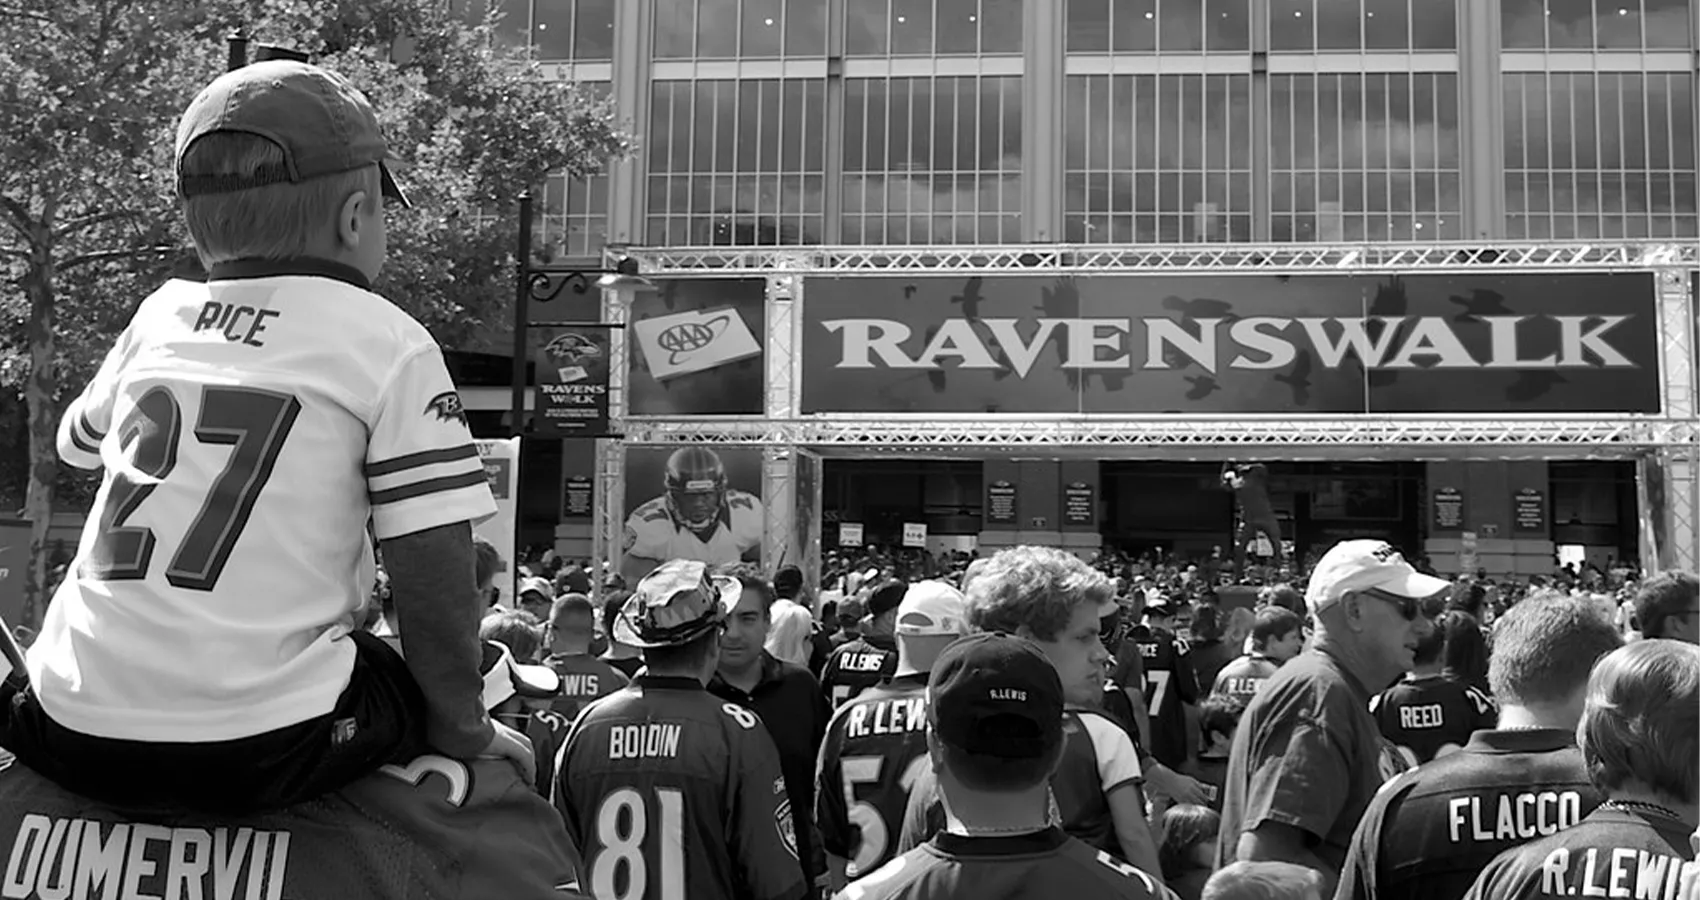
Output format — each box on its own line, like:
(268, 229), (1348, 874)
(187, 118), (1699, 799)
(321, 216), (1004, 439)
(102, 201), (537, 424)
(614, 559), (740, 649)
(1305, 539), (1451, 616)
(518, 576), (555, 602)
(480, 641), (561, 710)
(175, 60), (411, 207)
(773, 565), (804, 598)
(837, 596), (868, 622)
(928, 633), (1064, 760)
(867, 580), (908, 619)
(895, 581), (970, 636)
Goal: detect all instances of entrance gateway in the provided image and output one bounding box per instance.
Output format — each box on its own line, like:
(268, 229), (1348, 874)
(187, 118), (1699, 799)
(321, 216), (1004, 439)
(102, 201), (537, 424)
(584, 242), (1699, 591)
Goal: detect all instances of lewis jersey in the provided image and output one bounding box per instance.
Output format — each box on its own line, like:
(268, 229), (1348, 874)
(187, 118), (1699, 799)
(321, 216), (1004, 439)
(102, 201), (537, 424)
(1462, 806), (1693, 900)
(1369, 674), (1497, 766)
(544, 653), (631, 721)
(1338, 729), (1604, 900)
(1121, 625), (1199, 768)
(34, 264), (495, 743)
(820, 636), (898, 709)
(816, 676), (931, 881)
(622, 491), (762, 567)
(554, 675), (806, 900)
(838, 828), (1176, 900)
(1211, 654), (1280, 706)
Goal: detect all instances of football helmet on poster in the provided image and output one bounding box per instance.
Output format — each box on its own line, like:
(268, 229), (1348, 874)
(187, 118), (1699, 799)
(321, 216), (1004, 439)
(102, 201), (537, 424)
(665, 447), (728, 533)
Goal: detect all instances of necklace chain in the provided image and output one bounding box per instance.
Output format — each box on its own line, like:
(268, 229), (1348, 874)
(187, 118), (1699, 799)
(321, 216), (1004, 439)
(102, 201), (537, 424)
(1601, 799), (1684, 821)
(952, 823), (1048, 837)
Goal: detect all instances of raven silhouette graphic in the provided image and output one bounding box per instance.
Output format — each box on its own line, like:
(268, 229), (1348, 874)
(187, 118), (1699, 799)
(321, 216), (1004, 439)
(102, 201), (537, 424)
(1449, 289), (1514, 323)
(950, 276), (986, 320)
(1185, 375), (1221, 400)
(1275, 351), (1314, 407)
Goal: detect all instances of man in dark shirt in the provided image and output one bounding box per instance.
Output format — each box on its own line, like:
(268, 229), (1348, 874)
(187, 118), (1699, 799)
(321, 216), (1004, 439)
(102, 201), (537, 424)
(835, 633), (1177, 900)
(1216, 540), (1445, 895)
(1462, 640), (1699, 900)
(1369, 607), (1496, 767)
(711, 566), (832, 897)
(1126, 596), (1200, 772)
(1223, 463), (1282, 576)
(1338, 592), (1622, 900)
(542, 593), (630, 721)
(821, 581), (905, 709)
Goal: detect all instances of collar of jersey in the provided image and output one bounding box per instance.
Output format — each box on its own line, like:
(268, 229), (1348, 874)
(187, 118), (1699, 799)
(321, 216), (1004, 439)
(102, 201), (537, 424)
(931, 826), (1068, 857)
(207, 257), (373, 292)
(1465, 727), (1577, 754)
(633, 674), (705, 691)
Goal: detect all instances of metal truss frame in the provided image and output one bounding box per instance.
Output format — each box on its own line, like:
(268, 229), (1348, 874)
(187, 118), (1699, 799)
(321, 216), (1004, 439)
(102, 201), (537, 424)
(594, 241), (1700, 574)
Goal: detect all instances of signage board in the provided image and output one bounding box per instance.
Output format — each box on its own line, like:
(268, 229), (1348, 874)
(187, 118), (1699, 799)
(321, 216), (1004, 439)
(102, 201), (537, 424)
(901, 522), (927, 548)
(562, 474), (594, 519)
(1458, 531), (1479, 575)
(627, 279), (767, 415)
(1432, 486), (1465, 530)
(839, 522), (864, 547)
(1063, 481), (1096, 526)
(532, 324), (615, 437)
(1513, 487), (1547, 534)
(986, 480), (1018, 525)
(800, 273), (1661, 415)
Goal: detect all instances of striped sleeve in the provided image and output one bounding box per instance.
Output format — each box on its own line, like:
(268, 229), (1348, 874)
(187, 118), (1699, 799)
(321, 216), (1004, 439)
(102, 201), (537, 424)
(1080, 711), (1144, 795)
(365, 344), (497, 541)
(56, 326), (135, 470)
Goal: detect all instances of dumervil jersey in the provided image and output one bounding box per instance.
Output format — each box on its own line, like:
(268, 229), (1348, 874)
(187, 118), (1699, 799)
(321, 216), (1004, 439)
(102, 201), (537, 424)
(622, 490), (762, 566)
(1126, 624), (1200, 768)
(1370, 673), (1498, 765)
(555, 676), (805, 900)
(816, 676), (930, 880)
(35, 265), (495, 742)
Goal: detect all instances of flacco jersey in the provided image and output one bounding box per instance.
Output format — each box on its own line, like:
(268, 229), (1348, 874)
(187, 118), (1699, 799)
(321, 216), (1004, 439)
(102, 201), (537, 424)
(1337, 729), (1604, 900)
(622, 491), (763, 567)
(1370, 674), (1497, 765)
(554, 675), (806, 900)
(816, 676), (931, 881)
(1462, 806), (1693, 900)
(35, 264), (495, 742)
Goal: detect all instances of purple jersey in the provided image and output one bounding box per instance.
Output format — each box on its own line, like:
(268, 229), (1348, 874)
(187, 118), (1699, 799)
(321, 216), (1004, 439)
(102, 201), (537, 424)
(836, 828), (1176, 900)
(816, 675), (931, 880)
(1369, 674), (1497, 766)
(1462, 806), (1693, 900)
(554, 675), (806, 900)
(820, 637), (898, 710)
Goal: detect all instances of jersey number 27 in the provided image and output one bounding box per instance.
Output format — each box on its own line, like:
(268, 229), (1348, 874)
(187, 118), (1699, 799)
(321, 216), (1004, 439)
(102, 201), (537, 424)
(83, 385), (300, 591)
(592, 787), (685, 900)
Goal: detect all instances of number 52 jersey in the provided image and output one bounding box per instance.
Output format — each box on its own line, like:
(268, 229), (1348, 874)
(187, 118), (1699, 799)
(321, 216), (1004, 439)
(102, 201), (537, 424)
(33, 264), (496, 743)
(554, 674), (807, 900)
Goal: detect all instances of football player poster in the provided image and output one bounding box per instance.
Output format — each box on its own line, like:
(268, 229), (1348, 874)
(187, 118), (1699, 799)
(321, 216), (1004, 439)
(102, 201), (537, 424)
(621, 446), (764, 584)
(531, 324), (615, 437)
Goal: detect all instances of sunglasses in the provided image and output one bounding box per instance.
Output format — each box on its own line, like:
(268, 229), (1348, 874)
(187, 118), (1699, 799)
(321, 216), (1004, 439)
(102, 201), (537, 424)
(1360, 588), (1423, 621)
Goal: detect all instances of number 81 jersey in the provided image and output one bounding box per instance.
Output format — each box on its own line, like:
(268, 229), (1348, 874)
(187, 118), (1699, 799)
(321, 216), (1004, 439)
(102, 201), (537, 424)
(33, 267), (497, 743)
(554, 676), (807, 900)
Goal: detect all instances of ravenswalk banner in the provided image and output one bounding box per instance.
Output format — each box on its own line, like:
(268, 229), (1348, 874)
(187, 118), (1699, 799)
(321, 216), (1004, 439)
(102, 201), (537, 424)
(533, 324), (616, 437)
(799, 273), (1663, 415)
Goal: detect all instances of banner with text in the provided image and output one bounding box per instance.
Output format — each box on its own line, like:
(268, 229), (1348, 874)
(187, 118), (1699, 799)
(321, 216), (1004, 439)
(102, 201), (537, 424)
(799, 273), (1661, 414)
(532, 324), (615, 437)
(628, 279), (768, 415)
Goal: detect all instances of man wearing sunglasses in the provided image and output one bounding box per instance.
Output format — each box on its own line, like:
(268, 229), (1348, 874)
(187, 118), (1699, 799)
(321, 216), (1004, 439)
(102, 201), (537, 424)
(1215, 539), (1445, 896)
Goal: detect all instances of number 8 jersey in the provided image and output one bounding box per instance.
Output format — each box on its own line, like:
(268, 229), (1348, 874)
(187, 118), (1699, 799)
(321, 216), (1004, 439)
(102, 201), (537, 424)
(31, 263), (496, 743)
(554, 674), (807, 900)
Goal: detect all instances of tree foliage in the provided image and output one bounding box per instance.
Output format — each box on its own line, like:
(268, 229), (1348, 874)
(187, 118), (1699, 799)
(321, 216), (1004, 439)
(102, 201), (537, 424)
(0, 0), (632, 625)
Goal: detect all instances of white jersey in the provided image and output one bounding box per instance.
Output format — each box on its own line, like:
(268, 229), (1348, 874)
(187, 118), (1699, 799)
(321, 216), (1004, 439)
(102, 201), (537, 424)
(622, 490), (762, 566)
(34, 261), (496, 742)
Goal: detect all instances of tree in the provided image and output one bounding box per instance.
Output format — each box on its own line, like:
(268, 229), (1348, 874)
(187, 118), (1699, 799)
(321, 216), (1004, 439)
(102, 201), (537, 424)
(0, 0), (632, 627)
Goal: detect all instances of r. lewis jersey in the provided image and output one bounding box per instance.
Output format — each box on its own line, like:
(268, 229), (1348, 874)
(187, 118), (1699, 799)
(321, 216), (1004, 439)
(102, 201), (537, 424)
(838, 829), (1177, 900)
(1123, 624), (1199, 768)
(622, 491), (762, 567)
(1211, 654), (1280, 706)
(36, 263), (495, 743)
(1337, 729), (1604, 900)
(1462, 806), (1693, 900)
(816, 675), (930, 881)
(820, 636), (898, 709)
(1369, 673), (1497, 765)
(555, 675), (806, 900)
(544, 653), (631, 721)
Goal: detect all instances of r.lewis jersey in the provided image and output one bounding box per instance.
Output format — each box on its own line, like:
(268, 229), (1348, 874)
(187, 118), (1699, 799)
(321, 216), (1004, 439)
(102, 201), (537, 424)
(36, 263), (495, 743)
(838, 829), (1177, 900)
(1369, 673), (1497, 765)
(544, 653), (631, 721)
(1337, 729), (1604, 900)
(1211, 654), (1280, 706)
(622, 491), (762, 567)
(555, 675), (806, 900)
(1462, 806), (1693, 900)
(1123, 624), (1199, 768)
(820, 636), (898, 709)
(816, 675), (930, 881)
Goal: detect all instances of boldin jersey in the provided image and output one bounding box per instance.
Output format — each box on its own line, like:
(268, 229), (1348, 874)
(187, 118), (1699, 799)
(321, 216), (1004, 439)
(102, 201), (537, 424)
(838, 828), (1177, 900)
(1125, 624), (1200, 768)
(1338, 729), (1604, 900)
(34, 263), (495, 743)
(816, 676), (931, 881)
(1369, 674), (1497, 766)
(554, 675), (806, 900)
(622, 491), (763, 567)
(1461, 806), (1693, 900)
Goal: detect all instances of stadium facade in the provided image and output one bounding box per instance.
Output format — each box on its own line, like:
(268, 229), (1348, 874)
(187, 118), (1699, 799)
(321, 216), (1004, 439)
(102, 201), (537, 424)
(449, 0), (1700, 584)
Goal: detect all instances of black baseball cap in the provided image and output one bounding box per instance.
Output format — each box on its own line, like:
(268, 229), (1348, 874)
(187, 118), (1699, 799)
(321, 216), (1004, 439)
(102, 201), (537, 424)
(175, 60), (410, 207)
(928, 633), (1064, 760)
(867, 580), (908, 619)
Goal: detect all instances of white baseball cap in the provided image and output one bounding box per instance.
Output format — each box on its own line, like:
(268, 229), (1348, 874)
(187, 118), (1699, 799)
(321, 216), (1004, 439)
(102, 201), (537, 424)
(895, 581), (971, 637)
(1305, 540), (1451, 616)
(480, 641), (561, 710)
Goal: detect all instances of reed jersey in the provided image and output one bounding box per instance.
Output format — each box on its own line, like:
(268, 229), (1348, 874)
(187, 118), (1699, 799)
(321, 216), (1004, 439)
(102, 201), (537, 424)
(554, 675), (806, 900)
(816, 675), (931, 881)
(35, 262), (495, 743)
(1369, 674), (1497, 765)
